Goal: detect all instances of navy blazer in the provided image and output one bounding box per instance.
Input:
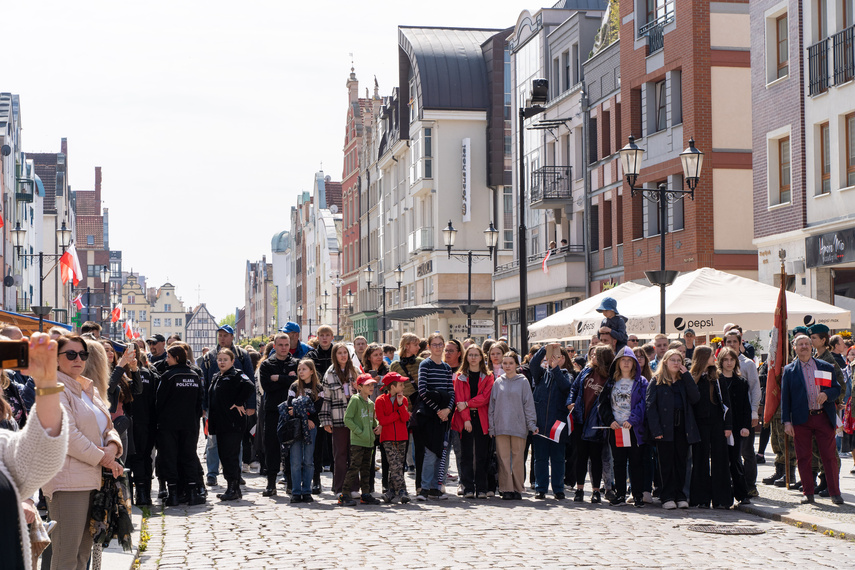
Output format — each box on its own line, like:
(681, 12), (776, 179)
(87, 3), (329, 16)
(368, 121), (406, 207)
(781, 357), (841, 428)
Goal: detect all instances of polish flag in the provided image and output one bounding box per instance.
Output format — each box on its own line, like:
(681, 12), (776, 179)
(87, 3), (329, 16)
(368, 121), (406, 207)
(542, 249), (551, 274)
(548, 420), (566, 442)
(59, 243), (83, 286)
(566, 413), (574, 434)
(111, 303), (122, 323)
(815, 370), (833, 387)
(72, 293), (85, 311)
(124, 319), (133, 339)
(615, 427), (631, 447)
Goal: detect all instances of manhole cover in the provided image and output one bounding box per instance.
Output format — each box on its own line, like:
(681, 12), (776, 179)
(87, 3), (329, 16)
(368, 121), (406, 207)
(687, 524), (765, 535)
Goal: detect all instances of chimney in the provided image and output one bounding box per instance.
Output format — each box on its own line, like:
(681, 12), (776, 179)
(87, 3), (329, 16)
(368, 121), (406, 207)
(94, 166), (102, 204)
(60, 138), (67, 155)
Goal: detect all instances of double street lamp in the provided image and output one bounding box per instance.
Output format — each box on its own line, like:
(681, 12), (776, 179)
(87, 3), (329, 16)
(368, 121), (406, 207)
(364, 264), (404, 344)
(619, 135), (704, 334)
(442, 220), (500, 338)
(323, 283), (354, 340)
(296, 305), (312, 337)
(10, 221), (73, 332)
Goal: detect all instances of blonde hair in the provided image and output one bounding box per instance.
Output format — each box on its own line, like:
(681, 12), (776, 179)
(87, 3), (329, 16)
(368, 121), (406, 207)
(316, 325), (334, 337)
(652, 349), (684, 385)
(83, 339), (111, 403)
(398, 333), (420, 358)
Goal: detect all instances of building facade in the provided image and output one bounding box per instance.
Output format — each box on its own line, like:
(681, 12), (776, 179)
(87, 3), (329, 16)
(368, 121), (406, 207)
(245, 257), (275, 338)
(120, 273), (150, 340)
(185, 303), (218, 358)
(149, 282), (186, 341)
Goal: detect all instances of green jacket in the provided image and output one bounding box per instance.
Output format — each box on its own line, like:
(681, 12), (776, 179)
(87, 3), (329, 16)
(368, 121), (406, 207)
(343, 394), (377, 447)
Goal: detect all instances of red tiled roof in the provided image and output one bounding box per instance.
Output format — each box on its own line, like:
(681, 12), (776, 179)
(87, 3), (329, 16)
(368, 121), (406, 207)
(75, 190), (99, 216)
(325, 181), (342, 211)
(31, 154), (57, 213)
(76, 216), (104, 249)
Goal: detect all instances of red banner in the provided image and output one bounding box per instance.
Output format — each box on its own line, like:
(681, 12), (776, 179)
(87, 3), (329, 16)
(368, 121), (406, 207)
(764, 274), (788, 424)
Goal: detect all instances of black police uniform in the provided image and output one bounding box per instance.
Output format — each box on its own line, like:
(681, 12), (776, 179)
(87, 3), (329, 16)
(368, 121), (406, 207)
(126, 365), (158, 504)
(207, 366), (255, 497)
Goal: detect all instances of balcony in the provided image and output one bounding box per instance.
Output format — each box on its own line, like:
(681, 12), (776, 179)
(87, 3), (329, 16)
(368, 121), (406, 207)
(530, 166), (573, 209)
(809, 25), (855, 96)
(494, 244), (585, 275)
(407, 228), (433, 255)
(639, 4), (674, 56)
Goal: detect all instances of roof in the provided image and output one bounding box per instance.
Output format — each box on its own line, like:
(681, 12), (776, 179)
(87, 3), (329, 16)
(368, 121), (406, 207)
(31, 154), (57, 213)
(551, 0), (608, 8)
(271, 230), (291, 253)
(75, 190), (99, 216)
(398, 27), (501, 111)
(76, 216), (104, 249)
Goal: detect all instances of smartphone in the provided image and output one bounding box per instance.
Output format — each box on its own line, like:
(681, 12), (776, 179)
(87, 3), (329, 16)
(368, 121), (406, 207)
(0, 339), (29, 369)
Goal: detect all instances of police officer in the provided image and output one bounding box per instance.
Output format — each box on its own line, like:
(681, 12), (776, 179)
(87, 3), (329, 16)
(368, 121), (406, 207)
(155, 344), (205, 506)
(126, 344), (159, 506)
(208, 348), (255, 501)
(147, 334), (168, 373)
(199, 325), (255, 486)
(258, 333), (299, 496)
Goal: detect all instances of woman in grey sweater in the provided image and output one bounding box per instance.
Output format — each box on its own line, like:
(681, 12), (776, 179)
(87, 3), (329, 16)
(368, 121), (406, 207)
(488, 351), (537, 500)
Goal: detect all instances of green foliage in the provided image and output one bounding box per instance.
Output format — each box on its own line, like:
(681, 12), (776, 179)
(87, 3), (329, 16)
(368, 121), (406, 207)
(219, 313), (236, 327)
(238, 336), (271, 351)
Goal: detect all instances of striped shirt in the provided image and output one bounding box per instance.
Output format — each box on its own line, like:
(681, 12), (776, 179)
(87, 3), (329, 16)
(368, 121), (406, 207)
(799, 357), (820, 411)
(418, 358), (455, 411)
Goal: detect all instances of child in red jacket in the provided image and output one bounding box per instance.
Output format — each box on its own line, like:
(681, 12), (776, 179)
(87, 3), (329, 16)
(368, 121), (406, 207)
(376, 372), (411, 503)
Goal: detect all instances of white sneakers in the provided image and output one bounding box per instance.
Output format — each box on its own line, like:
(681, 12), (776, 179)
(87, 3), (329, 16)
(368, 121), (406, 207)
(662, 500), (677, 510)
(677, 500), (689, 509)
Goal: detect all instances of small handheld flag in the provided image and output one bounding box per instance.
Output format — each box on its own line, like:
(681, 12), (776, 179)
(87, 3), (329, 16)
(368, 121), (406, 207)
(614, 427), (631, 447)
(567, 413), (574, 435)
(549, 420), (566, 442)
(815, 370), (833, 388)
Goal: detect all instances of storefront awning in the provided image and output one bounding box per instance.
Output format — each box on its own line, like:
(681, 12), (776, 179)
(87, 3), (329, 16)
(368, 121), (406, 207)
(385, 304), (443, 322)
(0, 309), (72, 337)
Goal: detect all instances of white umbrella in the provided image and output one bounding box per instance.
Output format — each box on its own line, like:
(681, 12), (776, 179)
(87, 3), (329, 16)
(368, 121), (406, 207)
(574, 267), (851, 336)
(528, 282), (650, 342)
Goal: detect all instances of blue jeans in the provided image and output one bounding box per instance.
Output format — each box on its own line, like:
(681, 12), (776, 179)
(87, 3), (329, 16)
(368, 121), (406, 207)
(532, 436), (566, 494)
(206, 435), (219, 477)
(421, 448), (439, 491)
(290, 428), (317, 495)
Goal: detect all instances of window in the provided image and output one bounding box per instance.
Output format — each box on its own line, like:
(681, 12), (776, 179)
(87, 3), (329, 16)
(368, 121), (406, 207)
(847, 113), (855, 187)
(643, 191), (660, 237)
(670, 71), (682, 124)
(140, 310), (147, 322)
(590, 204), (599, 251)
(175, 318), (182, 326)
(153, 318), (161, 327)
(165, 318), (172, 327)
(87, 235), (94, 246)
(164, 304), (172, 312)
(128, 310), (135, 320)
(503, 186), (514, 249)
(616, 194), (624, 244)
(602, 110), (611, 157)
(128, 295), (135, 304)
(563, 51), (571, 91)
(572, 44), (580, 84)
(820, 122), (831, 194)
(776, 14), (789, 79)
(603, 200), (613, 249)
(424, 128), (432, 178)
(669, 176), (685, 231)
(553, 57), (561, 98)
(589, 117), (598, 163)
(779, 137), (792, 203)
(655, 80), (667, 132)
(87, 265), (98, 278)
(817, 0), (827, 40)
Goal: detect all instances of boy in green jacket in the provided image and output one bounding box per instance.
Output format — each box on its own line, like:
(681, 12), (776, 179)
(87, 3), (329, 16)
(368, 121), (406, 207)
(339, 373), (382, 506)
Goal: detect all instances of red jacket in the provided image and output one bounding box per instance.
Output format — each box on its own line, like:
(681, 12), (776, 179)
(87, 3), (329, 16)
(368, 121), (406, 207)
(375, 393), (410, 442)
(451, 371), (494, 435)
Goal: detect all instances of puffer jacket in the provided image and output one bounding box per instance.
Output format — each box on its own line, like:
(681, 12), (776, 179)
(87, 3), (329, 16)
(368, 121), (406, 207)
(43, 371), (123, 498)
(598, 346), (649, 445)
(530, 346), (572, 440)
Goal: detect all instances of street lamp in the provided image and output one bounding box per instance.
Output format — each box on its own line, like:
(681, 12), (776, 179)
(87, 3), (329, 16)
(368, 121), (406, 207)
(443, 220), (499, 338)
(517, 78), (549, 354)
(297, 304), (312, 337)
(364, 263), (404, 343)
(619, 135), (704, 333)
(345, 289), (354, 312)
(99, 265), (110, 337)
(11, 221), (73, 331)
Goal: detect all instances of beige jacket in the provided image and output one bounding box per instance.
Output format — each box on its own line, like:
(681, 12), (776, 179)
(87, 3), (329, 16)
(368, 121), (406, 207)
(42, 371), (122, 498)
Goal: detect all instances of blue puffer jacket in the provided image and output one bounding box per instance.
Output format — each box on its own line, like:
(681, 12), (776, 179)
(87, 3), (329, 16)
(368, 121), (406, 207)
(531, 346), (572, 440)
(598, 346), (649, 445)
(567, 366), (606, 442)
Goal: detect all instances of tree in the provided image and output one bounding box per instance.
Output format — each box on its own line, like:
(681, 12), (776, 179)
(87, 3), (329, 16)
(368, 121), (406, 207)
(219, 313), (236, 327)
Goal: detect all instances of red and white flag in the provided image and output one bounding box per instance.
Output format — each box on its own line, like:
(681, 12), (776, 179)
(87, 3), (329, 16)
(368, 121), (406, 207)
(815, 370), (833, 387)
(542, 249), (551, 274)
(764, 269), (788, 424)
(72, 293), (85, 311)
(548, 420), (566, 442)
(566, 413), (574, 435)
(59, 243), (83, 286)
(111, 303), (122, 323)
(123, 319), (133, 338)
(615, 427), (631, 447)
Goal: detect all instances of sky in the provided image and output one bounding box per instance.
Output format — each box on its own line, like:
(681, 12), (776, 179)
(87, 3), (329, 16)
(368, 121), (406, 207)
(5, 0), (526, 321)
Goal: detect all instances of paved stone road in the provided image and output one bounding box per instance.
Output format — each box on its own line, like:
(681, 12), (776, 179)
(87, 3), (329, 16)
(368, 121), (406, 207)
(139, 456), (855, 569)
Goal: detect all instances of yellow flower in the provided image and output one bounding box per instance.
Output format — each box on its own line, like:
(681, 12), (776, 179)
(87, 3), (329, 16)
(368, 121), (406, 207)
(840, 330), (852, 339)
(710, 337), (723, 344)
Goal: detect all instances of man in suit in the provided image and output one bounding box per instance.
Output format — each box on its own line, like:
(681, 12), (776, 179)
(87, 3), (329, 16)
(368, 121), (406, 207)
(781, 334), (844, 504)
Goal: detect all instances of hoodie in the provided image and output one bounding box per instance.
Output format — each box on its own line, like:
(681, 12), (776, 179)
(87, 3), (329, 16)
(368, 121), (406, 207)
(598, 346), (649, 445)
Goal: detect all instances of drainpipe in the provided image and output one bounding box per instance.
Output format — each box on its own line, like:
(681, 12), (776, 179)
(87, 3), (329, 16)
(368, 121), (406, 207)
(581, 83), (592, 299)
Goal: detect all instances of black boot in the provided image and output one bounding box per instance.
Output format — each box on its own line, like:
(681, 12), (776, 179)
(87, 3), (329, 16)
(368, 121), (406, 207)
(187, 483), (206, 506)
(136, 484), (152, 506)
(218, 481), (240, 501)
(816, 473), (829, 496)
(158, 479), (169, 500)
(774, 464), (793, 486)
(165, 484), (180, 507)
(763, 464), (784, 485)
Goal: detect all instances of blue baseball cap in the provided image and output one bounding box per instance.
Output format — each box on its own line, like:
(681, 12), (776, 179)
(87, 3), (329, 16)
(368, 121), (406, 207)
(281, 321), (301, 334)
(217, 325), (235, 335)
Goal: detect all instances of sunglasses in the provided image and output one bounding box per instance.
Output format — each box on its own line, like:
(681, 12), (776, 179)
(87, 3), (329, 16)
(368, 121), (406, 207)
(60, 350), (90, 361)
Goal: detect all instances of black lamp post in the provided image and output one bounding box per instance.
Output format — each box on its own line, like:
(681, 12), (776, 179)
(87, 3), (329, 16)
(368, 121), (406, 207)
(442, 220), (500, 338)
(344, 289), (354, 339)
(364, 264), (404, 344)
(619, 135), (704, 334)
(297, 305), (312, 337)
(10, 220), (73, 332)
(517, 78), (549, 355)
(99, 265), (110, 337)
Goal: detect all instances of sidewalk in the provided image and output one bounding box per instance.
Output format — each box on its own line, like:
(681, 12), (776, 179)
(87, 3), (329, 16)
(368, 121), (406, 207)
(739, 448), (855, 538)
(99, 505), (143, 570)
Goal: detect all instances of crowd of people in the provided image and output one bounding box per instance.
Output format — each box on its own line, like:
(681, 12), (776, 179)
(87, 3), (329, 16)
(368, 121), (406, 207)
(2, 297), (854, 567)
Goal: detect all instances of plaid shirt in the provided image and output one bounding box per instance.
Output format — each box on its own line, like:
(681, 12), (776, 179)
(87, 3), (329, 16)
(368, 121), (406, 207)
(319, 368), (355, 428)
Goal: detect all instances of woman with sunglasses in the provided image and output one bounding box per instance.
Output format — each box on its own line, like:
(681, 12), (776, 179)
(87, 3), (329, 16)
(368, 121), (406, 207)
(43, 335), (124, 570)
(155, 344), (205, 507)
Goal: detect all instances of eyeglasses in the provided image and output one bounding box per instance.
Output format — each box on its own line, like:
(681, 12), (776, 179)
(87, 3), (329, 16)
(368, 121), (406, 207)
(146, 340), (157, 345)
(60, 350), (90, 361)
(430, 343), (445, 348)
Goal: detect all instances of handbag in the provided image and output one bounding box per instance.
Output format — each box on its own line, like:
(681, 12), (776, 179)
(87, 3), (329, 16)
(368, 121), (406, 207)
(277, 401), (302, 446)
(29, 516), (51, 569)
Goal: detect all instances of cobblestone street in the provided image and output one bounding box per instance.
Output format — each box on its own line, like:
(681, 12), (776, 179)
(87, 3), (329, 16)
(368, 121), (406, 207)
(138, 446), (855, 569)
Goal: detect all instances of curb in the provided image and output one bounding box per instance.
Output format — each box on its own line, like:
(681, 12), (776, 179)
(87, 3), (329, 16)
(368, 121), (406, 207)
(737, 502), (855, 541)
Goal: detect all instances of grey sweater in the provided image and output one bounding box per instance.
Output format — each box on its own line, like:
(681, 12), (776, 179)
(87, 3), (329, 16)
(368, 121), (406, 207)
(488, 373), (537, 438)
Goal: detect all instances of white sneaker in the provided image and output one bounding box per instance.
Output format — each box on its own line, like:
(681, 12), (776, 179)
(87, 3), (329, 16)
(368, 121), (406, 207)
(446, 474), (458, 482)
(241, 463), (251, 473)
(662, 500), (677, 510)
(351, 491), (361, 499)
(677, 501), (689, 509)
(642, 491), (653, 504)
(249, 461), (260, 473)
